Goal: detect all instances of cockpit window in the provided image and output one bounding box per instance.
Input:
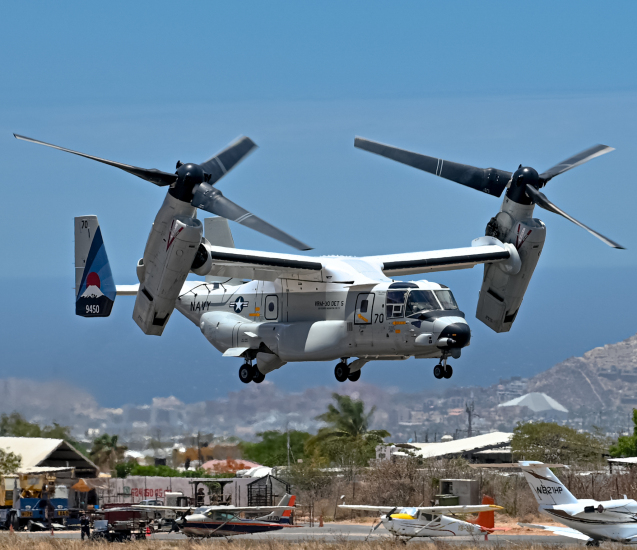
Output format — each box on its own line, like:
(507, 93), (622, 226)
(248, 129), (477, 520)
(435, 290), (459, 310)
(386, 290), (407, 318)
(405, 290), (440, 317)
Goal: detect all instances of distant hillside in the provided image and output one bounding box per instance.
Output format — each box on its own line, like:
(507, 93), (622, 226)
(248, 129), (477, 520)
(527, 334), (637, 411)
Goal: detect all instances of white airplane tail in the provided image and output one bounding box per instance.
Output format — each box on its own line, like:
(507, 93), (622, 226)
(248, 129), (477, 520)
(519, 461), (578, 506)
(256, 494), (295, 524)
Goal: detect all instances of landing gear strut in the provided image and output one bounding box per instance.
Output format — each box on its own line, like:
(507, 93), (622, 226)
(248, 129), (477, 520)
(434, 356), (453, 380)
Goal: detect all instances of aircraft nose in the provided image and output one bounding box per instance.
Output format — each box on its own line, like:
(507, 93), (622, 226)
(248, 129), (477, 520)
(439, 322), (471, 348)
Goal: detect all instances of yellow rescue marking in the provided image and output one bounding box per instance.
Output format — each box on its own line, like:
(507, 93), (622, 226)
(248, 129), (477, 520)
(395, 329), (401, 334)
(249, 313), (260, 317)
(393, 321), (406, 325)
(357, 314), (369, 323)
(255, 307), (260, 311)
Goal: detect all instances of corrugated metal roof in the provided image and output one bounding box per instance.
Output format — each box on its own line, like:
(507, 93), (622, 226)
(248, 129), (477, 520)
(0, 437), (98, 472)
(497, 392), (568, 413)
(19, 466), (75, 475)
(402, 432), (513, 459)
(0, 437), (65, 468)
(608, 457), (637, 464)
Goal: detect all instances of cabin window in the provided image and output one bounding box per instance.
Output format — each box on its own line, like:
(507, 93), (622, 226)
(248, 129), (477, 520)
(386, 290), (407, 318)
(360, 299), (369, 313)
(435, 290), (459, 310)
(406, 290), (440, 317)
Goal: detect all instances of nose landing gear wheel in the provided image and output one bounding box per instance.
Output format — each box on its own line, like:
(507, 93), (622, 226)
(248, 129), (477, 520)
(252, 368), (266, 383)
(443, 364), (453, 379)
(239, 363), (253, 384)
(347, 369), (361, 382)
(334, 362), (349, 382)
(433, 364), (444, 379)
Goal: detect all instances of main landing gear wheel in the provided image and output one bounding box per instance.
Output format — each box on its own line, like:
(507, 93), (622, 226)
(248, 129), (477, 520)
(334, 362), (349, 382)
(443, 364), (453, 379)
(239, 364), (253, 384)
(433, 364), (444, 379)
(252, 368), (266, 384)
(347, 369), (361, 382)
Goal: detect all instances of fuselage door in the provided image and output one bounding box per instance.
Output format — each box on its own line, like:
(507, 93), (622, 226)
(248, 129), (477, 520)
(354, 292), (375, 349)
(355, 293), (374, 325)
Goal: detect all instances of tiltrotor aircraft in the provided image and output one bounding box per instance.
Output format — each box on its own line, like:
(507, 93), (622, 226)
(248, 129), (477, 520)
(15, 133), (622, 384)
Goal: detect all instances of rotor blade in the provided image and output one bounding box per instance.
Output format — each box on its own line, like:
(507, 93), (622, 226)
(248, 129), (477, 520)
(539, 144), (614, 183)
(525, 184), (624, 249)
(14, 134), (177, 186)
(192, 183), (312, 250)
(199, 136), (257, 185)
(354, 137), (511, 197)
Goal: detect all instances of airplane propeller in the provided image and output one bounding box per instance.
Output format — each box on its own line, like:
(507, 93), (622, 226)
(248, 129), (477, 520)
(14, 133), (312, 251)
(354, 137), (623, 249)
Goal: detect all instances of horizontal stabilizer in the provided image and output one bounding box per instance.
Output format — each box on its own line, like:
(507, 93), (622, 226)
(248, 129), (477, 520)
(116, 285), (139, 296)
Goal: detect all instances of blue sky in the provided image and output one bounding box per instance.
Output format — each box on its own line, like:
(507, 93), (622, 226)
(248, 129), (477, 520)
(1, 1), (637, 406)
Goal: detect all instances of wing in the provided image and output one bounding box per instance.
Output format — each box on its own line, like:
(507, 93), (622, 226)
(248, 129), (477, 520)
(133, 505), (192, 511)
(339, 504), (502, 514)
(418, 504), (503, 514)
(339, 505), (397, 513)
(204, 244), (324, 282)
(518, 523), (590, 541)
(204, 505), (295, 513)
(362, 239), (515, 277)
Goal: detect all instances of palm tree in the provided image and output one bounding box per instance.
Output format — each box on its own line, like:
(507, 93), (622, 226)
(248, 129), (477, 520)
(90, 434), (127, 473)
(306, 393), (390, 465)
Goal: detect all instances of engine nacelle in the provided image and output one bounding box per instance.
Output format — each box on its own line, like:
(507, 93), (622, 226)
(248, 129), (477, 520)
(476, 198), (546, 333)
(133, 215), (203, 335)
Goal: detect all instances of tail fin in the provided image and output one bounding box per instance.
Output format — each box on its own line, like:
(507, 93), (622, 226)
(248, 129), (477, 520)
(468, 496), (495, 529)
(75, 216), (115, 317)
(279, 495), (295, 524)
(520, 461), (578, 506)
(256, 494), (295, 524)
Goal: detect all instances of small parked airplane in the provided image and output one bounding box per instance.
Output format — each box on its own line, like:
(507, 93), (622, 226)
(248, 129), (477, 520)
(339, 497), (503, 540)
(135, 494), (297, 538)
(476, 461), (637, 546)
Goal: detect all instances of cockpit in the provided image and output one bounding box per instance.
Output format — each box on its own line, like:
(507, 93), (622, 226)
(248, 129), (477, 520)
(204, 510), (236, 521)
(386, 288), (459, 319)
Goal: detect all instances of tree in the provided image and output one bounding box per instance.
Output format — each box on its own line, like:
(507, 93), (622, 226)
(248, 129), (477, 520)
(0, 412), (73, 440)
(610, 409), (637, 458)
(90, 434), (128, 473)
(512, 421), (608, 465)
(0, 449), (21, 476)
(306, 393), (390, 467)
(240, 430), (312, 467)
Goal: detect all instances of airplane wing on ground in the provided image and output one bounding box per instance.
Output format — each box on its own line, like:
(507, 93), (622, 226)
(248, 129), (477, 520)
(362, 239), (517, 277)
(340, 504), (503, 514)
(133, 504), (295, 513)
(518, 523), (591, 541)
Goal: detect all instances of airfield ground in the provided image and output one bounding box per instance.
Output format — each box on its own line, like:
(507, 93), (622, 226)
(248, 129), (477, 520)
(1, 524), (590, 548)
